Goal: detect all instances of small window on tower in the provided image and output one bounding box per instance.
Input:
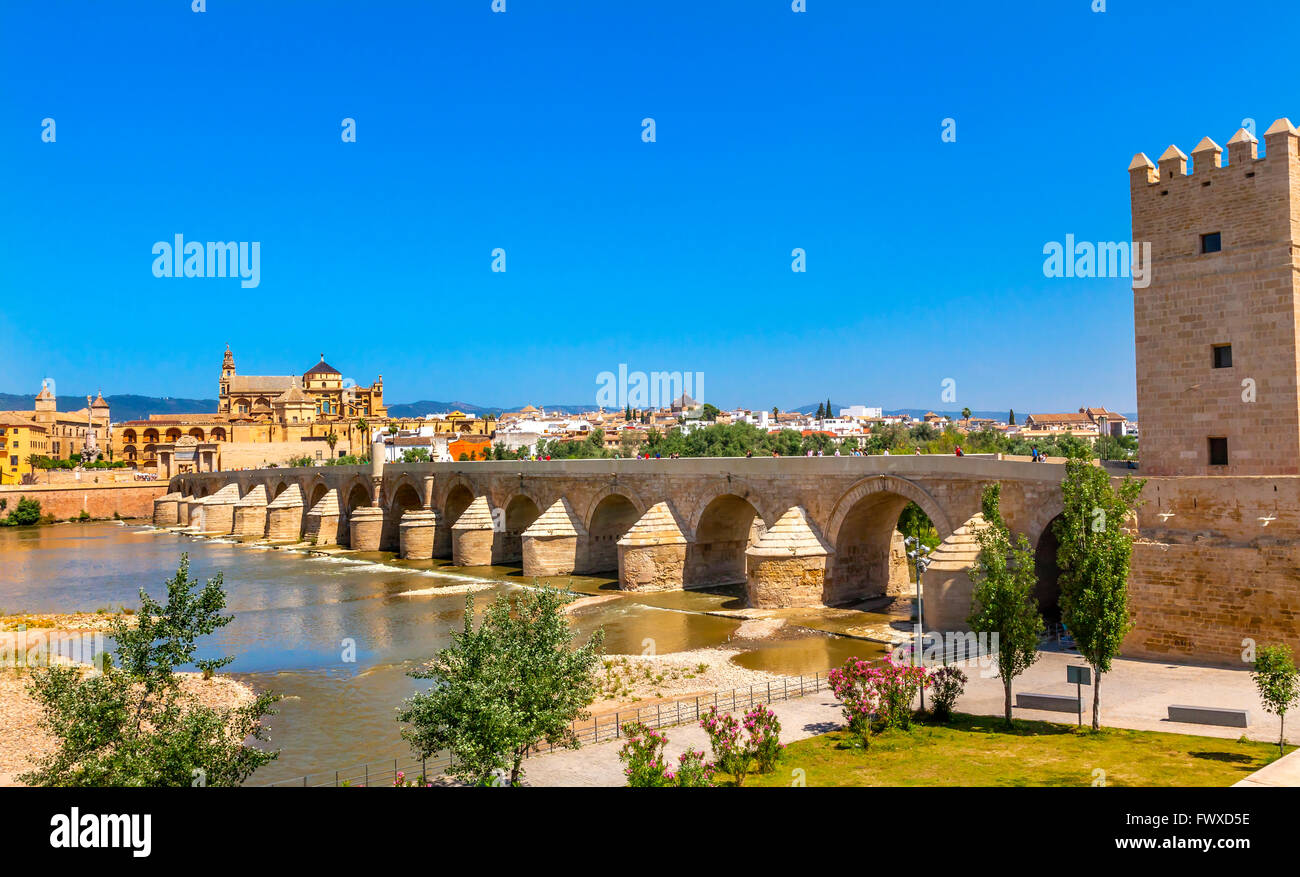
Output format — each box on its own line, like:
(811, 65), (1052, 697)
(1212, 344), (1232, 368)
(1201, 232), (1222, 253)
(1208, 437), (1229, 466)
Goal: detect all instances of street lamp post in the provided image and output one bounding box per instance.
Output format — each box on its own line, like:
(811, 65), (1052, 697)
(905, 535), (933, 711)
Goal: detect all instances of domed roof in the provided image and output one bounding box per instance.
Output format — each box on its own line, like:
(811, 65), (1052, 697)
(304, 354), (341, 377)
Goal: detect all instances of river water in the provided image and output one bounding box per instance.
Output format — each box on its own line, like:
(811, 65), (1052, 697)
(0, 521), (889, 782)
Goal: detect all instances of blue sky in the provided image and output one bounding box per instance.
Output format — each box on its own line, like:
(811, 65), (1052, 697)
(1, 0), (1295, 414)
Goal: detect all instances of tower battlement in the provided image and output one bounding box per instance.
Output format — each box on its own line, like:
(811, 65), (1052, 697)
(1129, 118), (1298, 192)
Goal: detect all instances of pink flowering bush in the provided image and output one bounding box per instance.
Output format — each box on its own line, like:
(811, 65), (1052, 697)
(391, 770), (433, 787)
(618, 722), (672, 787)
(828, 655), (930, 746)
(668, 748), (715, 787)
(875, 654), (930, 731)
(618, 723), (716, 787)
(701, 707), (753, 785)
(744, 705), (785, 773)
(700, 704), (784, 785)
(827, 658), (882, 747)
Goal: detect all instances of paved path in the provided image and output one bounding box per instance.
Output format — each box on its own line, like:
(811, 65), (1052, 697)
(523, 651), (1298, 786)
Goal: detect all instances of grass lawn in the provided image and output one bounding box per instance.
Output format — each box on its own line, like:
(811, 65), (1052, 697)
(721, 713), (1289, 787)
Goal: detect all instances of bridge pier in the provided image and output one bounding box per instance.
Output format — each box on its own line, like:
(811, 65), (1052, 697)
(920, 515), (984, 631)
(348, 506), (385, 552)
(521, 498), (588, 576)
(451, 496), (497, 566)
(305, 489), (343, 546)
(431, 511), (452, 558)
(616, 501), (689, 591)
(234, 485), (268, 538)
(266, 484), (305, 541)
(399, 509), (437, 559)
(198, 484), (240, 535)
(745, 506), (833, 608)
(153, 492), (182, 527)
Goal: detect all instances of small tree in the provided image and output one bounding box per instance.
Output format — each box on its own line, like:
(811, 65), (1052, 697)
(961, 407), (972, 422)
(324, 430), (339, 455)
(21, 554), (279, 786)
(1055, 456), (1145, 730)
(397, 586), (604, 786)
(968, 483), (1043, 727)
(1253, 644), (1299, 757)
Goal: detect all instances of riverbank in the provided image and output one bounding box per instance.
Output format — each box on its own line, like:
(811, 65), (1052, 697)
(0, 611), (138, 633)
(0, 664), (258, 786)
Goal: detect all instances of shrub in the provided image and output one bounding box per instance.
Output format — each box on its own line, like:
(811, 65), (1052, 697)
(928, 665), (968, 722)
(669, 748), (715, 787)
(828, 658), (883, 747)
(1, 497), (42, 527)
(618, 722), (671, 787)
(873, 654), (930, 731)
(744, 704), (785, 772)
(701, 706), (754, 785)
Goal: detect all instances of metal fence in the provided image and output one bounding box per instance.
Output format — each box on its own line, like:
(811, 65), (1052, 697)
(253, 672), (830, 787)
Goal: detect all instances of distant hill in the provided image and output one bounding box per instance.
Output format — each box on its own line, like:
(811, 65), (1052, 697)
(0, 393), (218, 423)
(789, 405), (1138, 422)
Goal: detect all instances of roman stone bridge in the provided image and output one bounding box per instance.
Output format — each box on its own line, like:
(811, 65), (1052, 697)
(157, 454), (1067, 630)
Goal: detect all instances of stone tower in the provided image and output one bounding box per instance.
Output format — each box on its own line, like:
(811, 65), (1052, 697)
(34, 380), (56, 414)
(1129, 117), (1300, 475)
(219, 345), (236, 414)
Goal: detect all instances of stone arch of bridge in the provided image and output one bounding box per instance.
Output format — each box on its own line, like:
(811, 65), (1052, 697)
(824, 475), (954, 606)
(686, 492), (765, 588)
(441, 483), (476, 527)
(584, 487), (646, 573)
(498, 492), (544, 564)
(383, 482), (426, 551)
(435, 475), (477, 516)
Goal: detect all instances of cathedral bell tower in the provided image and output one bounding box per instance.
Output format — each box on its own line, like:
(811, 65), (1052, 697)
(219, 345), (236, 414)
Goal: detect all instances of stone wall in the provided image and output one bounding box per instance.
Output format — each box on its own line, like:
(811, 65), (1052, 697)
(0, 483), (168, 520)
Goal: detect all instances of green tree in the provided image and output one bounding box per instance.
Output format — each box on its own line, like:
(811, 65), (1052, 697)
(324, 430), (339, 456)
(816, 402), (825, 419)
(1054, 456), (1145, 730)
(397, 587), (604, 786)
(1253, 644), (1299, 756)
(400, 447), (431, 463)
(20, 555), (279, 786)
(961, 407), (972, 422)
(1008, 409), (1016, 426)
(968, 483), (1044, 727)
(701, 403), (720, 421)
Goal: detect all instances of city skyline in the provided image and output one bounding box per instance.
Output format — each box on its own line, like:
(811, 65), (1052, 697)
(5, 1), (1300, 411)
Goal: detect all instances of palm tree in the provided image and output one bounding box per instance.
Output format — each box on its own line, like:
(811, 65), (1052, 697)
(325, 430), (339, 458)
(961, 407), (972, 423)
(26, 453), (45, 484)
(354, 418), (369, 454)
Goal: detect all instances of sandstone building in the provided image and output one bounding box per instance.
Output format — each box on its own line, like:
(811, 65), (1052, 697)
(114, 348), (387, 474)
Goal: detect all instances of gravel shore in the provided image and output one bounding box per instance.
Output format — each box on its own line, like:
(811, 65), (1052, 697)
(0, 665), (257, 786)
